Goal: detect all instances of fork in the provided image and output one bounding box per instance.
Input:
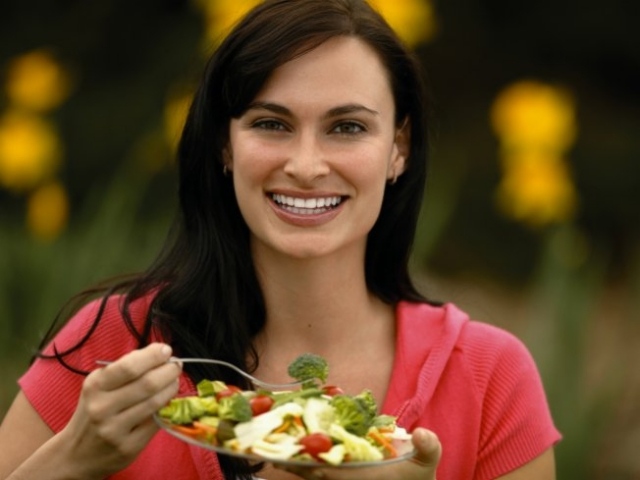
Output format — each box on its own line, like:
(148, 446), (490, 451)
(95, 357), (304, 391)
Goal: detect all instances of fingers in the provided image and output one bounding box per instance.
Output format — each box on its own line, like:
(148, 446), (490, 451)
(82, 343), (181, 427)
(409, 428), (441, 470)
(95, 343), (174, 391)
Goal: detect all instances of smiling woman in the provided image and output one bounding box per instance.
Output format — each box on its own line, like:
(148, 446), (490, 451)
(227, 36), (407, 260)
(0, 1), (559, 480)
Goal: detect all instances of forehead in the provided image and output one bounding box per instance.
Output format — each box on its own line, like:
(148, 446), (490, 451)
(253, 36), (395, 114)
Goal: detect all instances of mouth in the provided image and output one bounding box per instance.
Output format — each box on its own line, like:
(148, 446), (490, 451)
(269, 193), (345, 215)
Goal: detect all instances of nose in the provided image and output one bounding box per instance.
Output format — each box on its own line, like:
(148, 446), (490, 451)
(283, 131), (330, 183)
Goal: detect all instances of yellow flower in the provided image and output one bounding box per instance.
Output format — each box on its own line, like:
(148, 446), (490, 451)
(0, 110), (62, 192)
(26, 181), (69, 241)
(369, 0), (436, 47)
(491, 80), (576, 152)
(163, 90), (193, 151)
(192, 0), (261, 47)
(495, 151), (578, 228)
(4, 50), (73, 112)
(192, 0), (436, 48)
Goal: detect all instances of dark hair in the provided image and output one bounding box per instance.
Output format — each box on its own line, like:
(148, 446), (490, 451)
(39, 1), (432, 478)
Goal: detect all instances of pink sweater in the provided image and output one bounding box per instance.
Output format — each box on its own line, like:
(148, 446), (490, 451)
(20, 295), (560, 479)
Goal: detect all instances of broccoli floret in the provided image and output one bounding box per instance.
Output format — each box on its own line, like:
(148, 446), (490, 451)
(218, 393), (253, 422)
(354, 389), (378, 418)
(158, 396), (218, 424)
(329, 394), (375, 437)
(287, 353), (329, 389)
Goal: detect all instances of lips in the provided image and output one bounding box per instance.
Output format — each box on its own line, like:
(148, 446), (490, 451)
(270, 193), (344, 215)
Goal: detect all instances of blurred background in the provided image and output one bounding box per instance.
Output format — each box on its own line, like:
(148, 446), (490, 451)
(0, 0), (638, 478)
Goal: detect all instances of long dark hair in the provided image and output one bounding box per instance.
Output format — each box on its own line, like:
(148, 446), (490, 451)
(38, 0), (432, 477)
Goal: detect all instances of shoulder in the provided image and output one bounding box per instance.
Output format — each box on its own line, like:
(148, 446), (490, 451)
(457, 318), (542, 393)
(397, 300), (538, 371)
(40, 292), (158, 368)
(395, 300), (546, 403)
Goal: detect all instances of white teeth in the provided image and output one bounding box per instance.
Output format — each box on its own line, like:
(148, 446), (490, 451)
(271, 194), (343, 214)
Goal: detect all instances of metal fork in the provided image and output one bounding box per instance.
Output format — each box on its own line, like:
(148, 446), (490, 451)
(96, 357), (304, 391)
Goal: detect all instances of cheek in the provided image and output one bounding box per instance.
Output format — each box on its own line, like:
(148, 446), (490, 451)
(233, 142), (283, 180)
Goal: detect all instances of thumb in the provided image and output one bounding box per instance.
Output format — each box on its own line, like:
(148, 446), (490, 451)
(409, 428), (442, 471)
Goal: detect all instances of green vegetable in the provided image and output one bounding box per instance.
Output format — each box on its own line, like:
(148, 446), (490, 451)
(158, 396), (218, 424)
(371, 414), (396, 428)
(197, 379), (228, 397)
(287, 353), (329, 389)
(329, 393), (374, 437)
(271, 387), (323, 408)
(218, 393), (253, 422)
(328, 424), (384, 462)
(302, 396), (336, 434)
(354, 390), (377, 418)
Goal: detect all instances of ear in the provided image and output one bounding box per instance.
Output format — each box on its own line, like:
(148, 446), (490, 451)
(388, 117), (410, 182)
(222, 143), (233, 173)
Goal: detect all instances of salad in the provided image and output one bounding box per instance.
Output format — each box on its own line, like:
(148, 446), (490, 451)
(157, 353), (412, 465)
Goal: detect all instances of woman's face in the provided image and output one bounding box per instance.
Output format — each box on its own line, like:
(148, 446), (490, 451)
(227, 36), (408, 261)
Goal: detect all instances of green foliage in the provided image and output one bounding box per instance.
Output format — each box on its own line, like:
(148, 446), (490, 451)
(0, 167), (172, 414)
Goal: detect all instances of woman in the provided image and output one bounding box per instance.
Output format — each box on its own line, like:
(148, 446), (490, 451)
(0, 0), (560, 479)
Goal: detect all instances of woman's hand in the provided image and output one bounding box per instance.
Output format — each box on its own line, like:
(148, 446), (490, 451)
(56, 343), (181, 478)
(280, 428), (441, 480)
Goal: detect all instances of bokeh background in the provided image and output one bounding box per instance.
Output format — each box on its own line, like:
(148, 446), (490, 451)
(1, 0), (638, 478)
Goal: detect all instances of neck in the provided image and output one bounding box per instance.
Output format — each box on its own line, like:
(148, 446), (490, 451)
(252, 244), (393, 355)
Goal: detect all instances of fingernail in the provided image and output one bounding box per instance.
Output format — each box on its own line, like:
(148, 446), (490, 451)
(161, 344), (172, 358)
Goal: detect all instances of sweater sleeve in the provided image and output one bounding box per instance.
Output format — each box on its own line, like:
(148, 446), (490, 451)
(18, 295), (153, 433)
(462, 322), (561, 479)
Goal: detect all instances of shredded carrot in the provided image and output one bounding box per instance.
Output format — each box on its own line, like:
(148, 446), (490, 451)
(172, 424), (201, 437)
(368, 430), (398, 458)
(293, 416), (304, 427)
(273, 419), (292, 434)
(193, 421), (218, 443)
(172, 422), (218, 443)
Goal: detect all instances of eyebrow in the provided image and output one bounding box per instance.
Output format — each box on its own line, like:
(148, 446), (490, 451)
(245, 101), (379, 118)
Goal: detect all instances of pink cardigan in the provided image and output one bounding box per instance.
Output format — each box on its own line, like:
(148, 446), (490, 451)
(20, 295), (560, 479)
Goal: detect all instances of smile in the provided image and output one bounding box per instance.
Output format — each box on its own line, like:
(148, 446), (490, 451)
(270, 194), (344, 215)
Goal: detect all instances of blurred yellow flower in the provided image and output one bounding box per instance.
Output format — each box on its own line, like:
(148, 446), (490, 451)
(192, 0), (435, 48)
(369, 0), (436, 46)
(491, 80), (576, 152)
(4, 50), (73, 112)
(0, 110), (62, 191)
(163, 90), (193, 151)
(26, 181), (69, 241)
(192, 0), (260, 47)
(495, 151), (578, 228)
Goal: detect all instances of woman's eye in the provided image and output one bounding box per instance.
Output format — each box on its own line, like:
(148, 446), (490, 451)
(253, 119), (286, 131)
(332, 122), (366, 135)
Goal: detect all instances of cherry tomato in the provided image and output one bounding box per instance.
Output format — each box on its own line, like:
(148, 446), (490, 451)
(216, 385), (242, 400)
(249, 394), (274, 416)
(322, 385), (344, 396)
(299, 433), (333, 459)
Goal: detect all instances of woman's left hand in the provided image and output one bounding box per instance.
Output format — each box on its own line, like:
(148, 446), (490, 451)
(279, 428), (441, 480)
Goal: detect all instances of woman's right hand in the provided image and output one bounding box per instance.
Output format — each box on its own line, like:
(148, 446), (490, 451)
(56, 343), (181, 478)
